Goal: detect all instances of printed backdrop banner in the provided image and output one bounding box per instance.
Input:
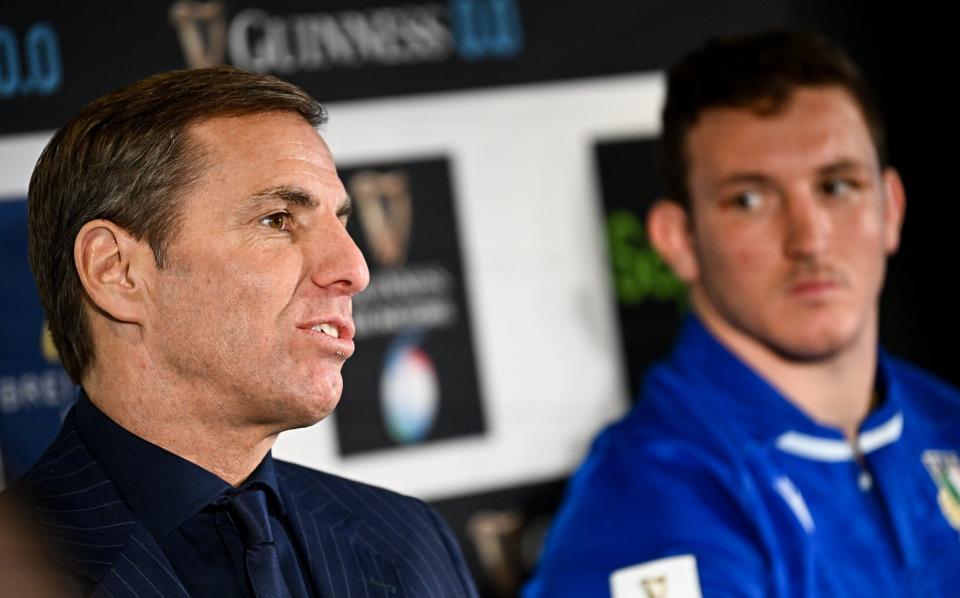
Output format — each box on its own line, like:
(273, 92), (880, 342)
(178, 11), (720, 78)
(0, 199), (76, 482)
(0, 0), (789, 135)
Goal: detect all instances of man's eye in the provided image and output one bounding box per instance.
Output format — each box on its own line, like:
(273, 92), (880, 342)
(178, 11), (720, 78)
(260, 213), (290, 231)
(732, 190), (763, 210)
(822, 178), (854, 196)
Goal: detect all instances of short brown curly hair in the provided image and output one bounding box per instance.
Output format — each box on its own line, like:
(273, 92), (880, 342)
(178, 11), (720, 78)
(662, 30), (887, 209)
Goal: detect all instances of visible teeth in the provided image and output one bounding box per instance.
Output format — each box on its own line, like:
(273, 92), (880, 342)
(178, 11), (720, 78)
(312, 323), (339, 338)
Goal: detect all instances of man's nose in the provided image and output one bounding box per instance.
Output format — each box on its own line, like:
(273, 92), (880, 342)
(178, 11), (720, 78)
(310, 219), (370, 294)
(784, 191), (830, 260)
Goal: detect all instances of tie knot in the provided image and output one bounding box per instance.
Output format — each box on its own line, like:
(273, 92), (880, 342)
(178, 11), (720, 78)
(227, 487), (274, 547)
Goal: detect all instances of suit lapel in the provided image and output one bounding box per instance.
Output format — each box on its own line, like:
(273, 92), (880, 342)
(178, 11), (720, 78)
(278, 466), (405, 598)
(19, 416), (189, 597)
(93, 525), (191, 598)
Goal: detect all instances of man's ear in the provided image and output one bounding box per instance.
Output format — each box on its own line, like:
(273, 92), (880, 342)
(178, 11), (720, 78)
(74, 219), (154, 324)
(881, 167), (906, 255)
(647, 199), (699, 283)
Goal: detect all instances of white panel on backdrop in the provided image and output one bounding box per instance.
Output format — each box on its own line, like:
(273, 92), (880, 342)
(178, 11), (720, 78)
(0, 132), (51, 200)
(275, 72), (664, 500)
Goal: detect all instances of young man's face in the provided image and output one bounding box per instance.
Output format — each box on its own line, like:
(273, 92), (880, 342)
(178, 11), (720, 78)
(144, 111), (369, 432)
(670, 86), (904, 361)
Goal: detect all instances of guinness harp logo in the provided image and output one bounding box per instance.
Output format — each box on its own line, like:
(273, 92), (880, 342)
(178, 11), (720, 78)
(349, 170), (413, 268)
(641, 575), (668, 598)
(169, 1), (227, 68)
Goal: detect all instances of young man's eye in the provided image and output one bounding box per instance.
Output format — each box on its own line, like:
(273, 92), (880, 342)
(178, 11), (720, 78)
(822, 178), (854, 196)
(260, 212), (290, 231)
(732, 190), (763, 210)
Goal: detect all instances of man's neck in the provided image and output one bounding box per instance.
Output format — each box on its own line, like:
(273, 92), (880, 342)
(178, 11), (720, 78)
(83, 359), (277, 487)
(695, 306), (878, 442)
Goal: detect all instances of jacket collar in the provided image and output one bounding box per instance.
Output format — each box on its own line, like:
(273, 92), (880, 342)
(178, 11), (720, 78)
(669, 315), (904, 460)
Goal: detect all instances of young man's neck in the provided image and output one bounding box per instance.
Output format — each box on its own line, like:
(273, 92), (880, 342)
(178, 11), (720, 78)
(695, 306), (879, 442)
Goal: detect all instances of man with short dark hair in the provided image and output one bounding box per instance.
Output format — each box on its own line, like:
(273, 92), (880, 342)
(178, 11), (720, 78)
(12, 66), (478, 597)
(525, 31), (960, 596)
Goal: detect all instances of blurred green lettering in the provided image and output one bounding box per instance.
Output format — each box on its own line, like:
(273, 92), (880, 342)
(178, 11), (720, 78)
(606, 210), (686, 307)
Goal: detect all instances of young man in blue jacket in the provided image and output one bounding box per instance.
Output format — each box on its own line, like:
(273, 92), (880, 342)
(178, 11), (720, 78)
(526, 30), (960, 597)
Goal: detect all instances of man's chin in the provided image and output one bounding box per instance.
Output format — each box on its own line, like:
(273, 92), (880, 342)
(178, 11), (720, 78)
(291, 392), (341, 429)
(760, 327), (856, 363)
(263, 381), (342, 432)
(713, 305), (862, 365)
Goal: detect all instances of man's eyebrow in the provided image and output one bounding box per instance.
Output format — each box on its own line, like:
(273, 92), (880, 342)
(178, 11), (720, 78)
(716, 159), (872, 188)
(243, 185), (318, 210)
(717, 173), (771, 188)
(241, 185), (353, 219)
(818, 158), (871, 176)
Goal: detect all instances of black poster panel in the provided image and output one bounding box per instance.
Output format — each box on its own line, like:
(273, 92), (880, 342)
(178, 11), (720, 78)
(336, 157), (485, 455)
(594, 138), (685, 396)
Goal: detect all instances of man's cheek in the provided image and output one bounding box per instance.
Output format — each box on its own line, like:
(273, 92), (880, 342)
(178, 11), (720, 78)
(733, 247), (758, 270)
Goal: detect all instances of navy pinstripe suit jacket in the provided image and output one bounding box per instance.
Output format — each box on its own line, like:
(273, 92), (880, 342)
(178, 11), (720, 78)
(14, 411), (479, 597)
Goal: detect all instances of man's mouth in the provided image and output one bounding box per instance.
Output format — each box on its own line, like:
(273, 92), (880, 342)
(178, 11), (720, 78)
(311, 323), (340, 338)
(790, 280), (837, 296)
(787, 270), (846, 297)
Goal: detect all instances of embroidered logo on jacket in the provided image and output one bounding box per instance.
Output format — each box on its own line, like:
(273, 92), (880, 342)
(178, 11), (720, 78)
(922, 450), (960, 531)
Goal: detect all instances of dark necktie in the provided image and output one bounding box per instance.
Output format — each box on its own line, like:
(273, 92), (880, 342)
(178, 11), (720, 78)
(227, 487), (294, 598)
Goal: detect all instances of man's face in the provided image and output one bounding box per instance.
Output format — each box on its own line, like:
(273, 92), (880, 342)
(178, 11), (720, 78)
(675, 86), (903, 361)
(145, 112), (369, 431)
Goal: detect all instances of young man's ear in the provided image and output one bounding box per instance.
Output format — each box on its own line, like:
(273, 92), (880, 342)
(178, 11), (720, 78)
(646, 199), (699, 284)
(881, 167), (906, 255)
(74, 220), (154, 324)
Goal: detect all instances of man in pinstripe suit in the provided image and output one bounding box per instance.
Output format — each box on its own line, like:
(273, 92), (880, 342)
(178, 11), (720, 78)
(10, 66), (478, 597)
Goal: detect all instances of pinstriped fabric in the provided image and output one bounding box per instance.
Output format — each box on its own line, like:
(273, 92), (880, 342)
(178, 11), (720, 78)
(425, 502), (481, 594)
(276, 461), (479, 598)
(20, 427), (134, 585)
(10, 409), (477, 597)
(12, 413), (189, 598)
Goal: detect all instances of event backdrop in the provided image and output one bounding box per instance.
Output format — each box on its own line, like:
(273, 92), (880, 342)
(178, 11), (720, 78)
(1, 2), (951, 595)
